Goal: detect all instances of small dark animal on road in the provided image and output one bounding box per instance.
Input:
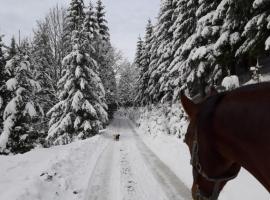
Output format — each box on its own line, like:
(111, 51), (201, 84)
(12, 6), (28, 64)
(113, 134), (120, 141)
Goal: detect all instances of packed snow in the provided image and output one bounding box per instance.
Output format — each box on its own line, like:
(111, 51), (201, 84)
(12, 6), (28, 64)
(0, 111), (269, 200)
(0, 116), (191, 200)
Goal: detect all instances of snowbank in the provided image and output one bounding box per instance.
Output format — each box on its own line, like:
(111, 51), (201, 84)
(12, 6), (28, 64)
(0, 135), (109, 200)
(120, 103), (188, 138)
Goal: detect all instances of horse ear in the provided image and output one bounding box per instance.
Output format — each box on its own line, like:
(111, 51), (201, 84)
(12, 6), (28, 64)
(180, 90), (198, 118)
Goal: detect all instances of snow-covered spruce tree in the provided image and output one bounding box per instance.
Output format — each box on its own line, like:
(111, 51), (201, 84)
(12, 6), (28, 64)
(0, 35), (5, 70)
(146, 0), (175, 103)
(0, 53), (42, 154)
(83, 1), (99, 57)
(211, 0), (252, 77)
(154, 0), (176, 103)
(237, 0), (270, 60)
(63, 0), (85, 55)
(118, 63), (138, 106)
(134, 36), (144, 68)
(179, 0), (221, 97)
(0, 35), (8, 129)
(95, 0), (110, 42)
(94, 0), (117, 119)
(136, 20), (154, 105)
(147, 26), (160, 103)
(32, 20), (56, 102)
(32, 20), (57, 135)
(133, 36), (144, 105)
(47, 30), (108, 146)
(167, 0), (198, 101)
(8, 37), (17, 59)
(96, 45), (117, 119)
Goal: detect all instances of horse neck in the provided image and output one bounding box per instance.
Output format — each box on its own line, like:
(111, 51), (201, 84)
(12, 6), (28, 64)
(213, 123), (270, 192)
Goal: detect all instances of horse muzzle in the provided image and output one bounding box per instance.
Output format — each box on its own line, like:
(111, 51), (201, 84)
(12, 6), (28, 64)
(192, 184), (218, 200)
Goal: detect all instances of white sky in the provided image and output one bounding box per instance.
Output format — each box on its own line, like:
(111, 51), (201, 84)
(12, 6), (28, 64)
(0, 0), (160, 61)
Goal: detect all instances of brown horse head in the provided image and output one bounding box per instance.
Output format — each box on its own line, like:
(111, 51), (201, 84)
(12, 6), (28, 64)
(180, 90), (241, 200)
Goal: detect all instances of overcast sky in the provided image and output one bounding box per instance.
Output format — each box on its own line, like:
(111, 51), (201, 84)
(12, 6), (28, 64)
(0, 0), (160, 61)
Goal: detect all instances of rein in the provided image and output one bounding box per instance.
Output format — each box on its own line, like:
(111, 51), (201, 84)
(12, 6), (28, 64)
(190, 130), (237, 200)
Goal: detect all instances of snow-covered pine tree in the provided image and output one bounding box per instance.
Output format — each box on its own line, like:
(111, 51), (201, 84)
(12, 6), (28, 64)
(154, 0), (176, 102)
(31, 20), (57, 135)
(237, 0), (270, 59)
(96, 0), (110, 42)
(94, 0), (117, 119)
(0, 53), (42, 154)
(136, 20), (154, 105)
(146, 0), (175, 103)
(0, 35), (5, 69)
(134, 36), (143, 68)
(83, 1), (99, 57)
(167, 0), (198, 101)
(118, 63), (138, 106)
(0, 35), (8, 129)
(147, 26), (160, 103)
(212, 0), (252, 78)
(63, 0), (85, 55)
(47, 30), (108, 146)
(133, 36), (144, 105)
(8, 37), (17, 59)
(179, 0), (221, 97)
(32, 20), (56, 101)
(96, 45), (117, 120)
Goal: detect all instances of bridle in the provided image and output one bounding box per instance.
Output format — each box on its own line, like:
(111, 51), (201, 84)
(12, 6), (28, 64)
(190, 130), (238, 200)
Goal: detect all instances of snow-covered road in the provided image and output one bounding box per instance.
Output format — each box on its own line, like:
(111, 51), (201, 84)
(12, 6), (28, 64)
(1, 115), (267, 200)
(83, 117), (192, 200)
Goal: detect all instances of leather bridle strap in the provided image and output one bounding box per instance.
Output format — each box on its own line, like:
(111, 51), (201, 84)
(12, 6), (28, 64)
(190, 130), (237, 200)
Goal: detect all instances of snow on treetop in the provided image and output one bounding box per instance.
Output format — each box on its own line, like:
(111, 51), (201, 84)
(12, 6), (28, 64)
(74, 116), (81, 130)
(72, 90), (84, 112)
(83, 120), (91, 131)
(59, 113), (72, 132)
(201, 27), (212, 38)
(196, 62), (206, 78)
(82, 100), (97, 117)
(6, 78), (18, 91)
(80, 78), (87, 90)
(214, 31), (229, 56)
(16, 87), (26, 96)
(29, 79), (42, 92)
(191, 46), (208, 61)
(24, 102), (37, 117)
(20, 61), (30, 71)
(230, 32), (240, 46)
(76, 53), (84, 64)
(0, 116), (14, 150)
(3, 98), (18, 119)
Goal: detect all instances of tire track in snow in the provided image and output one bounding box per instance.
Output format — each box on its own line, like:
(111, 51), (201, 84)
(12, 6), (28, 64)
(84, 142), (113, 200)
(117, 118), (169, 200)
(119, 145), (139, 200)
(125, 118), (193, 200)
(84, 117), (192, 200)
(83, 132), (120, 200)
